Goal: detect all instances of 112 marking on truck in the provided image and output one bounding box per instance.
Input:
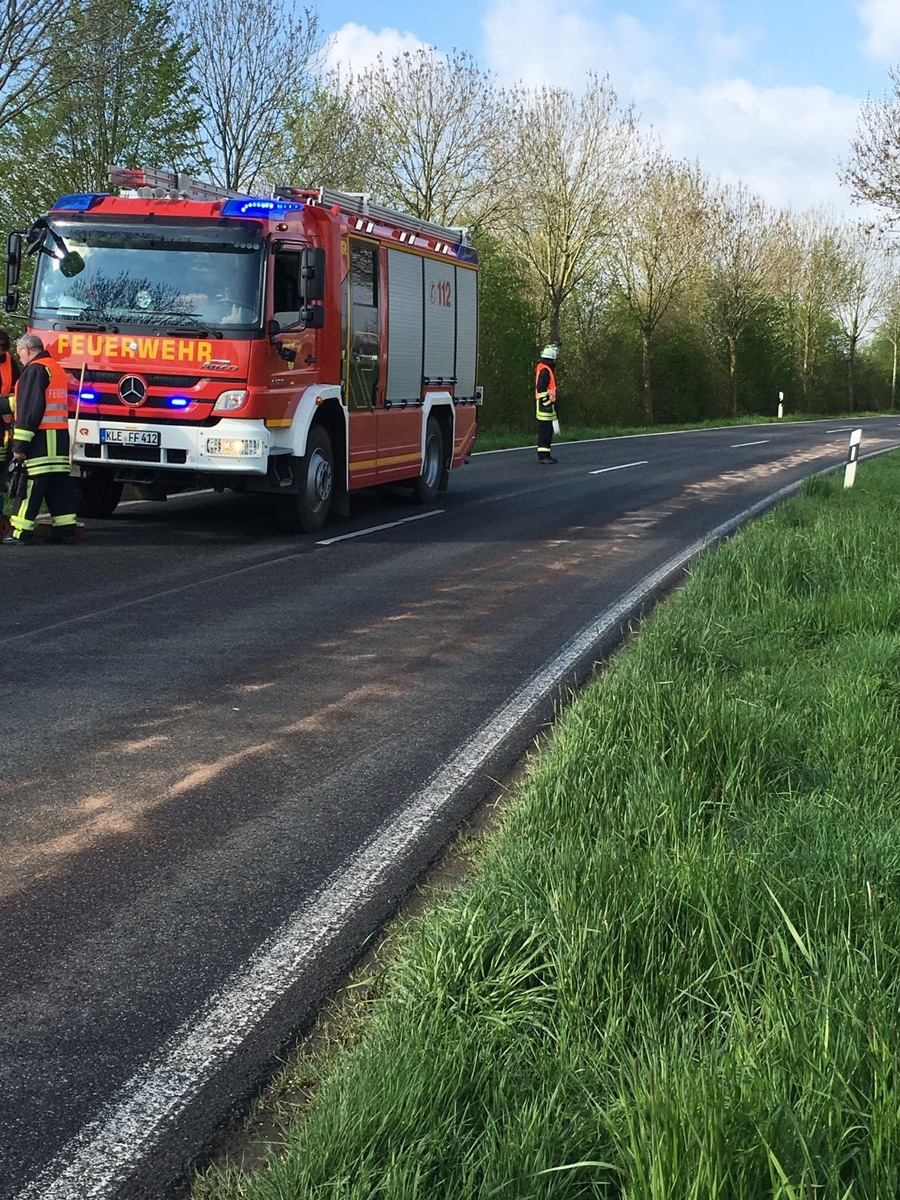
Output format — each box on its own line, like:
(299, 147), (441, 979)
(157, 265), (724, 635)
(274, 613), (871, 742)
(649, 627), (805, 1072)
(4, 166), (482, 531)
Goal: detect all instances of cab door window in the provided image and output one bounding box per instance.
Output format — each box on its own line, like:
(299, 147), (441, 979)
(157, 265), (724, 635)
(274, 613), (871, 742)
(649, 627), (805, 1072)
(272, 251), (302, 328)
(347, 240), (379, 411)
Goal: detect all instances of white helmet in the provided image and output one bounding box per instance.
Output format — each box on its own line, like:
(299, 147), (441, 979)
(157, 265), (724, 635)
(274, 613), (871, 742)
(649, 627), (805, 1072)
(540, 343), (559, 360)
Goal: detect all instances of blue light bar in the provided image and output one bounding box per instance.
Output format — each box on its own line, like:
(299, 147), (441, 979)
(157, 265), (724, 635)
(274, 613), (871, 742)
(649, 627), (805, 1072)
(78, 390), (97, 402)
(168, 396), (190, 408)
(221, 198), (304, 219)
(53, 193), (106, 211)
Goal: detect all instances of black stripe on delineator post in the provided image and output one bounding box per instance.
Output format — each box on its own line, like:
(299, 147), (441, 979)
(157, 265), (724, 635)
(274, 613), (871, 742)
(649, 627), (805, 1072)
(844, 427), (862, 488)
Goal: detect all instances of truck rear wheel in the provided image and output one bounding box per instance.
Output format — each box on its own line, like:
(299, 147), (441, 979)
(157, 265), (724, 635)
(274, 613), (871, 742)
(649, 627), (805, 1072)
(411, 417), (443, 504)
(75, 473), (124, 519)
(277, 426), (334, 533)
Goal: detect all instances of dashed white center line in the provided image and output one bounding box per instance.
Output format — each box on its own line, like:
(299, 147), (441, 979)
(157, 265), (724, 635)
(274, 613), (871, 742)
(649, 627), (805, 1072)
(730, 440), (770, 448)
(316, 509), (444, 545)
(589, 460), (649, 475)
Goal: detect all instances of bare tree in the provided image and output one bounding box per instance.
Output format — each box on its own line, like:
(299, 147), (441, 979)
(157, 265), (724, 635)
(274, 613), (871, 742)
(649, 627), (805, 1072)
(703, 183), (777, 416)
(497, 73), (640, 344)
(608, 153), (709, 422)
(275, 69), (379, 193)
(185, 0), (322, 192)
(351, 47), (517, 228)
(841, 68), (900, 225)
(831, 220), (892, 411)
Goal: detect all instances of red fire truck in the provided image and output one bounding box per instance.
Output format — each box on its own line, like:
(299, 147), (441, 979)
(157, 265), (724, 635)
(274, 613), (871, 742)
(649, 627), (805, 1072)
(4, 167), (481, 531)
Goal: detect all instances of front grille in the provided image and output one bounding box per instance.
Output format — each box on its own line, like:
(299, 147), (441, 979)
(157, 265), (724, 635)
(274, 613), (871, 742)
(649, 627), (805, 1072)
(105, 445), (161, 463)
(85, 370), (200, 388)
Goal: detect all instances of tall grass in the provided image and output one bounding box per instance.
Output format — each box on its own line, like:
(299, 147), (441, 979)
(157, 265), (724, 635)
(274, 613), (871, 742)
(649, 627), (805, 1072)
(196, 457), (900, 1200)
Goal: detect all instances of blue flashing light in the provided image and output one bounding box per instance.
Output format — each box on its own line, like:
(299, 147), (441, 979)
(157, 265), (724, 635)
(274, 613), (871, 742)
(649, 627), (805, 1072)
(52, 193), (106, 212)
(78, 390), (97, 402)
(168, 396), (190, 408)
(221, 198), (304, 219)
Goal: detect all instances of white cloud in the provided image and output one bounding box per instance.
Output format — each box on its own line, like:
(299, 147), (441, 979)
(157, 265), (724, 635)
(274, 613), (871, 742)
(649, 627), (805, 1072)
(323, 22), (430, 76)
(479, 0), (866, 215)
(857, 0), (900, 64)
(482, 0), (667, 91)
(652, 80), (863, 213)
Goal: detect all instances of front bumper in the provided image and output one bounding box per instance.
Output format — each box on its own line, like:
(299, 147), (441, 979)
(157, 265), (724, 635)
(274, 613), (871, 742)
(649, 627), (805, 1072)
(70, 417), (272, 475)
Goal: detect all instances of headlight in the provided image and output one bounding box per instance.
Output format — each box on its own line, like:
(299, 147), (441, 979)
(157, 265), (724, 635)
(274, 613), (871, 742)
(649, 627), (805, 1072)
(213, 390), (248, 412)
(206, 437), (263, 457)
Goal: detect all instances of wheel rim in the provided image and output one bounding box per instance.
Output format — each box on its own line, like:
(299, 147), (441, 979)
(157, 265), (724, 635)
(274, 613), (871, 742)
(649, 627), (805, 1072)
(306, 449), (333, 513)
(423, 433), (441, 488)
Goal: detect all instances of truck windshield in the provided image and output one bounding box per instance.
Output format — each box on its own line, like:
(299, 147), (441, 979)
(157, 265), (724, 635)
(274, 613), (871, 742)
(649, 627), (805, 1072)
(31, 221), (264, 333)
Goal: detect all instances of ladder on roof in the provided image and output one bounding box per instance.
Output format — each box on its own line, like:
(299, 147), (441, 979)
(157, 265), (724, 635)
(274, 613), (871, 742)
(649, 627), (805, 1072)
(108, 165), (243, 202)
(275, 185), (470, 247)
(108, 166), (471, 247)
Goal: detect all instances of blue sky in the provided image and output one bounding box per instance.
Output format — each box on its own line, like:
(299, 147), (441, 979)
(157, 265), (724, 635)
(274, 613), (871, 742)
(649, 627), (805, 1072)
(319, 0), (900, 217)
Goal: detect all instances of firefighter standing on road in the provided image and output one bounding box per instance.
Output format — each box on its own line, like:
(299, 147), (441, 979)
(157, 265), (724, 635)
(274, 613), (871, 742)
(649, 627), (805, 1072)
(535, 342), (560, 464)
(3, 332), (78, 545)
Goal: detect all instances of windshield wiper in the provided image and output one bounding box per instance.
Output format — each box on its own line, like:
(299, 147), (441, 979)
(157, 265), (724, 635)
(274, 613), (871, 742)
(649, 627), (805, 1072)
(63, 320), (118, 332)
(164, 324), (222, 338)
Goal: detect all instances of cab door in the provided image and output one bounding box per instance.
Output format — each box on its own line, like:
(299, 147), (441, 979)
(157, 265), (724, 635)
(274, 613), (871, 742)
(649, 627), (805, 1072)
(343, 238), (379, 488)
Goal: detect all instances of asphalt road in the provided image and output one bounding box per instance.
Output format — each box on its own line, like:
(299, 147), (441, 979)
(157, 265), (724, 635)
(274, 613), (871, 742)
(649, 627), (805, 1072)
(2, 417), (899, 1200)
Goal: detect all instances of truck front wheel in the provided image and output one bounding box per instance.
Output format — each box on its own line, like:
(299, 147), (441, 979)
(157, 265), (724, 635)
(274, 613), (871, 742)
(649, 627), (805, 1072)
(75, 473), (124, 519)
(277, 426), (334, 533)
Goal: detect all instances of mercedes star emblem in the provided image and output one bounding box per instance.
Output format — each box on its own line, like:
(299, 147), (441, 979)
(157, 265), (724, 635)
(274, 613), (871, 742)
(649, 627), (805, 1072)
(118, 375), (147, 405)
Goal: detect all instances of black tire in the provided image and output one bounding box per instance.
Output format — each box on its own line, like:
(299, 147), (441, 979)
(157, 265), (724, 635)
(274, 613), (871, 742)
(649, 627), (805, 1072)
(75, 473), (123, 519)
(411, 417), (443, 504)
(277, 425), (334, 533)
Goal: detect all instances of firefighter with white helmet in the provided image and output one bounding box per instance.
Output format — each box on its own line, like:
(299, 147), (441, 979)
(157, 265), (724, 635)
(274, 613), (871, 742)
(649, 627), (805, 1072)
(535, 341), (560, 464)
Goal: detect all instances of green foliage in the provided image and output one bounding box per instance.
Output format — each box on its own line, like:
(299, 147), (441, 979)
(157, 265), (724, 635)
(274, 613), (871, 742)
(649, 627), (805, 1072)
(474, 233), (542, 430)
(8, 0), (201, 216)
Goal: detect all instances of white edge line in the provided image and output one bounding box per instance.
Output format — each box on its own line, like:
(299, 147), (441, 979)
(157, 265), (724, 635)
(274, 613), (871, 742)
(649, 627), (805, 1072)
(11, 461), (885, 1200)
(588, 460), (649, 475)
(316, 509), (444, 545)
(730, 440), (770, 448)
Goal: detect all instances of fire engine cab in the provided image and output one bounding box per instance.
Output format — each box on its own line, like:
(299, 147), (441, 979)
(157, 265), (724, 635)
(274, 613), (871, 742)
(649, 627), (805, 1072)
(4, 166), (481, 531)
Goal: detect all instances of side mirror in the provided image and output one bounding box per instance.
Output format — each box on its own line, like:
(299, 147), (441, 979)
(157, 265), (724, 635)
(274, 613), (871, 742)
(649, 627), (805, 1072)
(4, 231), (22, 314)
(59, 250), (85, 278)
(267, 317), (281, 338)
(6, 231), (22, 287)
(300, 247), (325, 302)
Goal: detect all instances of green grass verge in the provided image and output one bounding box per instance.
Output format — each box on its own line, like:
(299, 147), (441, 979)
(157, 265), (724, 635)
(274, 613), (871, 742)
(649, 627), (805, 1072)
(194, 454), (900, 1199)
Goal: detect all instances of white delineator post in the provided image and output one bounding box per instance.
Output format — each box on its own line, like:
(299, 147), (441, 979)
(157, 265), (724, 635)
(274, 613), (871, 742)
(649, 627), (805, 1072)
(844, 427), (862, 488)
(777, 391), (784, 419)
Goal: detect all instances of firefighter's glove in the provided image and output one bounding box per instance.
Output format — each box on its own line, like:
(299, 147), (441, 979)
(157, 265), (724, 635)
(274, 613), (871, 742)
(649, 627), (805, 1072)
(6, 459), (27, 502)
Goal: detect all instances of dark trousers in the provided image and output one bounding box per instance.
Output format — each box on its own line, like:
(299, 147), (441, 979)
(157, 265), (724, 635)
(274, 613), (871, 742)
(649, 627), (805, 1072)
(10, 469), (78, 536)
(537, 419), (554, 456)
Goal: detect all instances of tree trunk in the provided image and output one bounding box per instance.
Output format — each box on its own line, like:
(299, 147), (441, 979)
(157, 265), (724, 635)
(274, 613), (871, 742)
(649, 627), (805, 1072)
(641, 327), (653, 423)
(892, 339), (897, 412)
(847, 334), (857, 413)
(728, 334), (738, 418)
(548, 294), (563, 346)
